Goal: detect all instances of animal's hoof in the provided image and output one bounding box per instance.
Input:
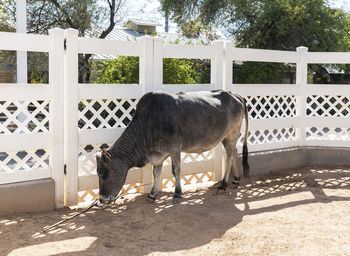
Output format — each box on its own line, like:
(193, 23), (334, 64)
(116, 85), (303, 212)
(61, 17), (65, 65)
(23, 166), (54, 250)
(218, 185), (226, 190)
(173, 194), (182, 203)
(216, 185), (226, 193)
(232, 176), (240, 185)
(147, 194), (156, 202)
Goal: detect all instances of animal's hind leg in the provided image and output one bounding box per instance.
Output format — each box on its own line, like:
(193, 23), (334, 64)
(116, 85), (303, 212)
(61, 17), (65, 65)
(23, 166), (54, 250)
(218, 138), (235, 191)
(148, 164), (163, 200)
(230, 149), (240, 186)
(170, 151), (182, 202)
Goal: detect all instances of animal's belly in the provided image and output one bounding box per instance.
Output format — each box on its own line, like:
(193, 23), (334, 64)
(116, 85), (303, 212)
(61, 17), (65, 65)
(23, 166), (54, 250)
(181, 137), (224, 154)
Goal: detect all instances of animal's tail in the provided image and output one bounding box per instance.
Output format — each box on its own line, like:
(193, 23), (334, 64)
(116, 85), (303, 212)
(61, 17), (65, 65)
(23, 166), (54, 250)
(242, 99), (250, 178)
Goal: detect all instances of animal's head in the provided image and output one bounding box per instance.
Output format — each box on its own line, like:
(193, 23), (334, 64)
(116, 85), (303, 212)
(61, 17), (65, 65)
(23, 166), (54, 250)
(96, 150), (128, 204)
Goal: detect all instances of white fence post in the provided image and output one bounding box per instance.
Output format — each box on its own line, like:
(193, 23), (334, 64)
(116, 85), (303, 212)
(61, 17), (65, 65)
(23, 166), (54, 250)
(49, 28), (65, 208)
(224, 41), (234, 91)
(139, 36), (154, 194)
(153, 37), (163, 91)
(140, 36), (154, 94)
(64, 28), (79, 206)
(213, 40), (225, 181)
(296, 46), (308, 146)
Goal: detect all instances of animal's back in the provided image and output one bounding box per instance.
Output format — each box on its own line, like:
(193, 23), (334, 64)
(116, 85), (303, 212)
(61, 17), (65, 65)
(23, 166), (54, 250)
(175, 90), (244, 152)
(134, 90), (244, 153)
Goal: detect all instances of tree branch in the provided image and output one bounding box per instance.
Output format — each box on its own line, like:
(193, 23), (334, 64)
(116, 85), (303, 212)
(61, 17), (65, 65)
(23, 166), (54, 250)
(47, 0), (75, 28)
(99, 0), (116, 39)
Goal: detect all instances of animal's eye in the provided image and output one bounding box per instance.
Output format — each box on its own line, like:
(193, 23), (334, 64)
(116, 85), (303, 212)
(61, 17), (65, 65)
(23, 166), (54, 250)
(97, 168), (107, 178)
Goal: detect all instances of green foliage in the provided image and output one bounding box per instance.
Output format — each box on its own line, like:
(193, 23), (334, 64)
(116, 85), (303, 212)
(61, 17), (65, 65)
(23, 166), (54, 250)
(163, 58), (210, 84)
(0, 0), (15, 32)
(91, 56), (210, 85)
(28, 71), (46, 84)
(233, 62), (295, 84)
(27, 52), (49, 83)
(93, 56), (139, 84)
(161, 0), (350, 83)
(161, 0), (350, 51)
(163, 58), (196, 84)
(19, 0), (112, 36)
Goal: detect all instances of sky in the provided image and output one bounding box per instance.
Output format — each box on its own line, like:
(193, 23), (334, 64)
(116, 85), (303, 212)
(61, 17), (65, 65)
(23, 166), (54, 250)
(127, 0), (350, 33)
(329, 0), (350, 11)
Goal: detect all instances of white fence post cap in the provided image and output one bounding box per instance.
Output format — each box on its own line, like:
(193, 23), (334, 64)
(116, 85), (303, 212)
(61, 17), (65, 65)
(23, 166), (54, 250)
(297, 46), (308, 52)
(224, 40), (234, 47)
(213, 40), (224, 45)
(153, 36), (163, 42)
(139, 35), (153, 41)
(65, 28), (79, 35)
(48, 27), (64, 35)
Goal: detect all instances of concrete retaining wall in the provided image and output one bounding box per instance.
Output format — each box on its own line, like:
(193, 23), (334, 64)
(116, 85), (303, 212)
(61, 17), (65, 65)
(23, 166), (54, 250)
(0, 179), (55, 216)
(237, 146), (350, 175)
(0, 146), (349, 216)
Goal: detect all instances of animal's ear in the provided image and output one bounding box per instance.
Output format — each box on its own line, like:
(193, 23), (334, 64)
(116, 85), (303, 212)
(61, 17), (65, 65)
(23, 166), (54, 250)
(101, 149), (112, 161)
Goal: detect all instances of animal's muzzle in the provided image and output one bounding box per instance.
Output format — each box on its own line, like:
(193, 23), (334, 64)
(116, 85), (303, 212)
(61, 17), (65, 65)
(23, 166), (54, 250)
(99, 195), (116, 204)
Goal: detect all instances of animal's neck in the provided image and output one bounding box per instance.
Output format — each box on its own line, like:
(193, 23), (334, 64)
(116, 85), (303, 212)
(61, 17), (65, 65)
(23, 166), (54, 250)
(109, 119), (147, 168)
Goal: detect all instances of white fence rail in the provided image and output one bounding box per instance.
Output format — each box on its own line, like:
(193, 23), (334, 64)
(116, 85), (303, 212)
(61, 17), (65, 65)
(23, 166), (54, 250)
(0, 28), (349, 207)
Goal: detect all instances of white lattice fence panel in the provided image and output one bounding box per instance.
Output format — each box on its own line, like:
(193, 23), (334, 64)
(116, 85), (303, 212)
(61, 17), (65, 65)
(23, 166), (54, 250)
(238, 127), (297, 146)
(246, 95), (296, 119)
(161, 151), (214, 166)
(162, 150), (214, 189)
(162, 172), (214, 190)
(0, 100), (50, 134)
(182, 151), (213, 163)
(78, 189), (99, 203)
(306, 127), (350, 141)
(78, 184), (142, 203)
(78, 142), (143, 204)
(307, 95), (350, 117)
(78, 99), (138, 130)
(78, 143), (113, 176)
(0, 149), (49, 172)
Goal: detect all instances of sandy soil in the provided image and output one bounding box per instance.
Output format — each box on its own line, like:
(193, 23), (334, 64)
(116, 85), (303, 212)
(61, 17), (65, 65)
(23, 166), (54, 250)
(1, 166), (350, 256)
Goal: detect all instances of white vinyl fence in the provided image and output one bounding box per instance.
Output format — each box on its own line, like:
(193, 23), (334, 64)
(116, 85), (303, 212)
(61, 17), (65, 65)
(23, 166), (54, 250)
(0, 28), (349, 207)
(0, 29), (65, 207)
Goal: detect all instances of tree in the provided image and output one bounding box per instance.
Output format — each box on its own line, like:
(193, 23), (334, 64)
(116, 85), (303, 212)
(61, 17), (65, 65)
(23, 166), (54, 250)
(91, 56), (210, 85)
(0, 0), (15, 32)
(160, 0), (350, 83)
(161, 0), (350, 51)
(92, 56), (140, 84)
(181, 19), (217, 43)
(1, 0), (128, 83)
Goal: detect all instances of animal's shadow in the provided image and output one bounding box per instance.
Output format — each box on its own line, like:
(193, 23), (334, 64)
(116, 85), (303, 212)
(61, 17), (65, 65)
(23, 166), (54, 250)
(1, 166), (350, 255)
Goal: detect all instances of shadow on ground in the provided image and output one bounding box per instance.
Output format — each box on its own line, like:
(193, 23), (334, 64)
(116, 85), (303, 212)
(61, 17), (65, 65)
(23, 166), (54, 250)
(1, 166), (350, 255)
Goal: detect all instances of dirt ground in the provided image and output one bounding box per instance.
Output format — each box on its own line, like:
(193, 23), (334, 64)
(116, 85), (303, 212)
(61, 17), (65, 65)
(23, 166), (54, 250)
(1, 166), (350, 256)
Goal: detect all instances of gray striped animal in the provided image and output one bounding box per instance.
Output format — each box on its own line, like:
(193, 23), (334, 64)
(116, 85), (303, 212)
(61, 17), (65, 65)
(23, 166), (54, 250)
(96, 90), (249, 204)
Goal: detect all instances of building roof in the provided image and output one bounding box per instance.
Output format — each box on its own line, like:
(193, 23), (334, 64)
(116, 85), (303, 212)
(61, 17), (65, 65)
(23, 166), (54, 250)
(89, 27), (197, 60)
(124, 18), (162, 27)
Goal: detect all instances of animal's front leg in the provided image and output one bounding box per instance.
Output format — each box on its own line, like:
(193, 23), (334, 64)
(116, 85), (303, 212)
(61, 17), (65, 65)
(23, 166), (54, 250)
(148, 164), (163, 201)
(171, 152), (182, 202)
